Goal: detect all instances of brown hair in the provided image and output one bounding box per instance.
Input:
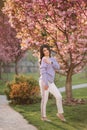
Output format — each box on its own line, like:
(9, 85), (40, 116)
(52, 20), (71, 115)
(39, 44), (51, 64)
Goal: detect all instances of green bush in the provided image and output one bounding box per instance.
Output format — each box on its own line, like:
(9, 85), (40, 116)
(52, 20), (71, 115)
(5, 75), (40, 104)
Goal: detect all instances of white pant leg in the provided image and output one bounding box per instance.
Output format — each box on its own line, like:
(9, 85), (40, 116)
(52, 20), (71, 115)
(39, 79), (49, 117)
(48, 82), (64, 114)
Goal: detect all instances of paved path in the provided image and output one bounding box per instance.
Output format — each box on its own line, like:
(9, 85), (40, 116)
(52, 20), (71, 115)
(59, 83), (87, 92)
(0, 83), (87, 130)
(0, 95), (37, 130)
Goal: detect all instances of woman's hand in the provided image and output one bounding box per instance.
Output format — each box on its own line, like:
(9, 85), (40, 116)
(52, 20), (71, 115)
(43, 57), (51, 64)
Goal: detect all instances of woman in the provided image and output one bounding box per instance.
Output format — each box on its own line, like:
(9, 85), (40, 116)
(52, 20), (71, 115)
(39, 44), (66, 122)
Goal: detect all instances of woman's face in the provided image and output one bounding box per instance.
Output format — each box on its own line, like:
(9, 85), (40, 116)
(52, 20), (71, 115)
(43, 47), (50, 57)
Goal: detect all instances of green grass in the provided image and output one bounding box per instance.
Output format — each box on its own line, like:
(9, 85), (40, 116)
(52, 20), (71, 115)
(62, 87), (87, 99)
(72, 73), (87, 85)
(0, 80), (7, 95)
(72, 87), (87, 99)
(12, 87), (87, 130)
(0, 71), (87, 94)
(26, 72), (40, 81)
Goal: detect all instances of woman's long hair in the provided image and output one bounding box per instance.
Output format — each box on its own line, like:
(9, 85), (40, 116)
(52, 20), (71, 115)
(39, 44), (51, 64)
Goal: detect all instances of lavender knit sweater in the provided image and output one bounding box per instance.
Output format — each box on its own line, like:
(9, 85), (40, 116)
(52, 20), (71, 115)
(40, 57), (60, 87)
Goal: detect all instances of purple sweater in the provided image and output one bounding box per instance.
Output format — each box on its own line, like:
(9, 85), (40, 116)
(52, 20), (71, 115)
(40, 57), (60, 87)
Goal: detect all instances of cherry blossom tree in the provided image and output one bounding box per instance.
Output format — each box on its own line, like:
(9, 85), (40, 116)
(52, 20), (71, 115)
(0, 12), (27, 78)
(3, 0), (87, 102)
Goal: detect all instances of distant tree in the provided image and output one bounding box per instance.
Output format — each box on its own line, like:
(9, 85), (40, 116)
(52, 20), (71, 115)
(0, 12), (27, 77)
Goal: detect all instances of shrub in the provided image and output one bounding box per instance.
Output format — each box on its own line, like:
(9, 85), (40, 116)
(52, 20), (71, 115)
(5, 75), (40, 104)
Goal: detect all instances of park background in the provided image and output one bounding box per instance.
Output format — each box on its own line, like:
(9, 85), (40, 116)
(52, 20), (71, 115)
(0, 0), (87, 130)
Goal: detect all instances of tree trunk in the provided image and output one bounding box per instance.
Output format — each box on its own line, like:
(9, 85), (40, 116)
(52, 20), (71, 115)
(0, 62), (2, 79)
(15, 61), (18, 75)
(65, 68), (73, 102)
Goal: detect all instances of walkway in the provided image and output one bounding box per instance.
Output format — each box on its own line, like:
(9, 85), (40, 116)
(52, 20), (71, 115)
(0, 83), (87, 130)
(0, 95), (37, 130)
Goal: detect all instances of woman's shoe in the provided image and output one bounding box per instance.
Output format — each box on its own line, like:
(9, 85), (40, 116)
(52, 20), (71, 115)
(57, 113), (66, 122)
(41, 117), (51, 122)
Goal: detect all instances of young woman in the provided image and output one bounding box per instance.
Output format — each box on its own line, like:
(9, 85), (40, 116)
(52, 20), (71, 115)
(39, 44), (66, 122)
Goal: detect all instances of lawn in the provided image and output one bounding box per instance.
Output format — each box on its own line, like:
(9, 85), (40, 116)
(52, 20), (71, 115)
(12, 87), (87, 130)
(62, 87), (87, 99)
(0, 72), (87, 130)
(0, 80), (7, 95)
(0, 71), (87, 95)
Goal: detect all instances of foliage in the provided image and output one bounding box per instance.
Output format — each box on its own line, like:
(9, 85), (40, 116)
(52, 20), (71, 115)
(2, 0), (87, 100)
(0, 12), (20, 63)
(0, 11), (28, 76)
(2, 0), (87, 73)
(5, 75), (40, 104)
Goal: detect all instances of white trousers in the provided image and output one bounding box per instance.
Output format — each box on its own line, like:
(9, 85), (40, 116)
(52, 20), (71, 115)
(39, 80), (64, 117)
